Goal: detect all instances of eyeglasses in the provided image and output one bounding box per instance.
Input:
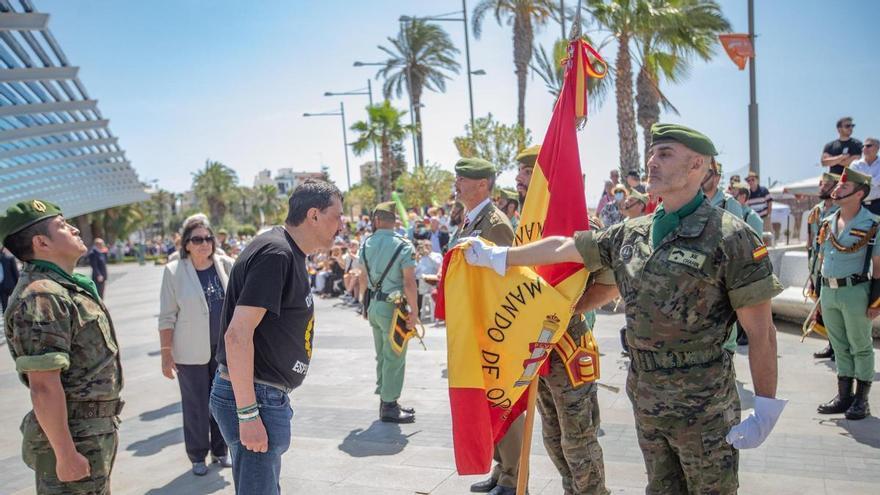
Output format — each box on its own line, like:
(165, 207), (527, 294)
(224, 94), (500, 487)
(865, 144), (876, 149)
(843, 124), (855, 129)
(189, 235), (215, 245)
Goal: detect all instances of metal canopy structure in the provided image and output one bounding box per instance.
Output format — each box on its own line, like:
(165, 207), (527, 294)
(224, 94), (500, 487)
(0, 0), (148, 218)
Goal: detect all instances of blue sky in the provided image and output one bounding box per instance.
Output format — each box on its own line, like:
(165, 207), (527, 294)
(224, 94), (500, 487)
(37, 0), (880, 207)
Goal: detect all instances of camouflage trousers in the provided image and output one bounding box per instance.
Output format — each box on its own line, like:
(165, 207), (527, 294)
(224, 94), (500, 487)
(537, 351), (608, 495)
(23, 431), (118, 494)
(626, 353), (741, 495)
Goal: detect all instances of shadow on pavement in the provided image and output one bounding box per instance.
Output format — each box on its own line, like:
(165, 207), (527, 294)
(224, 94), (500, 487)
(143, 466), (230, 494)
(831, 416), (880, 449)
(337, 420), (412, 457)
(139, 402), (181, 421)
(127, 427), (183, 457)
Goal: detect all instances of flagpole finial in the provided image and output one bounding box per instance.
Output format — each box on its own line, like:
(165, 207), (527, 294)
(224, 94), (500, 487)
(569, 0), (583, 40)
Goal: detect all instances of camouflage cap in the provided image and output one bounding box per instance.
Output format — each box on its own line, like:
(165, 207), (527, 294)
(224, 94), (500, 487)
(501, 188), (519, 201)
(0, 199), (63, 245)
(821, 172), (841, 183)
(515, 145), (541, 167)
(650, 123), (718, 156)
(628, 189), (648, 205)
(372, 201), (397, 217)
(455, 157), (496, 179)
(840, 168), (872, 187)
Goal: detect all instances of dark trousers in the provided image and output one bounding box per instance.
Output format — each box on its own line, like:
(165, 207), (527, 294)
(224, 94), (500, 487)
(865, 200), (880, 216)
(177, 360), (227, 463)
(93, 277), (106, 298)
(0, 290), (9, 312)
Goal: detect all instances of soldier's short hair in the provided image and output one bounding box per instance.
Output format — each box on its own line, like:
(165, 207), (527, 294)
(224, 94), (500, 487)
(3, 217), (52, 262)
(286, 179), (343, 227)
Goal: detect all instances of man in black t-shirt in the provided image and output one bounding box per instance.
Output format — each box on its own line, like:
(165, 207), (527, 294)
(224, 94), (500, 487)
(822, 116), (863, 175)
(210, 180), (343, 495)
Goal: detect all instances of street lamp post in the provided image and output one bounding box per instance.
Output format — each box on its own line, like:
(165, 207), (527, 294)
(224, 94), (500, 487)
(400, 0), (477, 130)
(303, 102), (352, 190)
(325, 80), (382, 198)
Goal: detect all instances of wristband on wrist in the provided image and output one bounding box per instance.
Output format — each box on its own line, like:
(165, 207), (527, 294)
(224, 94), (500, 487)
(238, 410), (260, 422)
(236, 403), (258, 414)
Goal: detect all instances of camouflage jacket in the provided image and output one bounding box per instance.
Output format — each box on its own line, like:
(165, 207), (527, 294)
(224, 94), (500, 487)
(5, 264), (123, 438)
(574, 200), (783, 353)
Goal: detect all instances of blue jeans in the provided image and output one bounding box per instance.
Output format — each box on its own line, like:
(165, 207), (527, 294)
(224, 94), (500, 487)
(209, 373), (293, 495)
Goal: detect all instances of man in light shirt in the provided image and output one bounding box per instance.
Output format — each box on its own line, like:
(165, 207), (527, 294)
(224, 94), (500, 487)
(853, 137), (880, 215)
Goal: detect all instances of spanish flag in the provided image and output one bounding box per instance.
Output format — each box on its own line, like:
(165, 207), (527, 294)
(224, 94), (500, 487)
(436, 38), (605, 474)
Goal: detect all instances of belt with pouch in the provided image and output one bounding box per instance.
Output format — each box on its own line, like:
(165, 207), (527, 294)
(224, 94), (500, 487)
(630, 347), (725, 372)
(822, 274), (868, 288)
(371, 290), (391, 303)
(67, 399), (124, 419)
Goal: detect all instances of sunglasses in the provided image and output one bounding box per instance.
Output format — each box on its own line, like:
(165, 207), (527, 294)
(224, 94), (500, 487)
(842, 124), (855, 129)
(865, 144), (876, 149)
(189, 235), (215, 245)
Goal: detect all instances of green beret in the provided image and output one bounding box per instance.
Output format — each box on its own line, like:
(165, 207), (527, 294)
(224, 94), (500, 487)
(372, 201), (397, 217)
(455, 157), (496, 179)
(0, 199), (63, 245)
(821, 172), (841, 183)
(501, 188), (519, 202)
(650, 123), (717, 156)
(515, 145), (541, 167)
(841, 168), (872, 187)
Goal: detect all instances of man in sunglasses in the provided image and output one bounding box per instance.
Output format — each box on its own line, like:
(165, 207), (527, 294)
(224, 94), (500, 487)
(853, 137), (880, 215)
(822, 117), (863, 175)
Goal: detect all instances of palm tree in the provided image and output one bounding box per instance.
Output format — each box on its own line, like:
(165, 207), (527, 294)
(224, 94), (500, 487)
(472, 0), (556, 131)
(253, 184), (284, 226)
(377, 19), (460, 168)
(586, 0), (648, 175)
(350, 101), (415, 201)
(192, 160), (238, 225)
(634, 0), (729, 158)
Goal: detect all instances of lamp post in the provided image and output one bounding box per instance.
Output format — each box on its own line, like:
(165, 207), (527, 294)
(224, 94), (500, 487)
(400, 0), (477, 130)
(324, 81), (382, 198)
(303, 102), (351, 190)
(353, 60), (420, 167)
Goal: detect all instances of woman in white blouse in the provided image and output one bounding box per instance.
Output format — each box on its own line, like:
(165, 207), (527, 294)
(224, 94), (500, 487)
(158, 214), (234, 475)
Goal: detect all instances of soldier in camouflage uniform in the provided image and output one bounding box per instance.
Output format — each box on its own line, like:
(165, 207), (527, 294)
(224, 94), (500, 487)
(465, 124), (788, 494)
(806, 173), (840, 359)
(515, 145), (617, 495)
(1, 200), (123, 494)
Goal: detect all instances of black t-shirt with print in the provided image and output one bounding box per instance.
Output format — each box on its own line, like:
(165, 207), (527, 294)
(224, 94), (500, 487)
(823, 138), (863, 175)
(215, 226), (314, 390)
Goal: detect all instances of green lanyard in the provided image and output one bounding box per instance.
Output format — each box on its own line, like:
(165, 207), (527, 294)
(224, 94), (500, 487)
(30, 259), (101, 302)
(651, 191), (704, 249)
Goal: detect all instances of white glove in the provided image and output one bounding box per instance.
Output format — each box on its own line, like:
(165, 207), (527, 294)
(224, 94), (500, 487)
(725, 396), (787, 449)
(463, 238), (509, 276)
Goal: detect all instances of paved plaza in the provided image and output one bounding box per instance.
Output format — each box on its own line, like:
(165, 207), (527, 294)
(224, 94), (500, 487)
(1, 262), (879, 494)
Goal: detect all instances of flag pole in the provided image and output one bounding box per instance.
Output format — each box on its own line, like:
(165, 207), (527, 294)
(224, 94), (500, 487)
(515, 378), (539, 495)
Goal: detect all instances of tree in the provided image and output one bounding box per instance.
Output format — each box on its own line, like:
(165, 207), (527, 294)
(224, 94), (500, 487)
(192, 160), (237, 225)
(88, 203), (146, 244)
(350, 101), (415, 201)
(377, 19), (460, 168)
(586, 0), (647, 174)
(396, 164), (456, 209)
(253, 184), (284, 226)
(472, 0), (556, 131)
(531, 36), (612, 106)
(634, 0), (729, 158)
(453, 113), (532, 174)
(345, 182), (378, 217)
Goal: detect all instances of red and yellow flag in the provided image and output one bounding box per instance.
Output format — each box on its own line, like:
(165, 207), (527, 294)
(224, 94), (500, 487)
(436, 38), (605, 475)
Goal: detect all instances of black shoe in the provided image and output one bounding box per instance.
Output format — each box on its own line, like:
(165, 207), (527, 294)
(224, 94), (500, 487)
(211, 454), (232, 468)
(818, 376), (855, 414)
(813, 344), (834, 359)
(487, 485), (516, 495)
(845, 380), (872, 420)
(380, 401), (415, 423)
(378, 402), (415, 415)
(470, 478), (498, 493)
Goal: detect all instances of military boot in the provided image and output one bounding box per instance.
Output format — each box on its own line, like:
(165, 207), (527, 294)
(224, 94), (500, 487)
(845, 380), (872, 420)
(817, 376), (854, 414)
(378, 402), (415, 415)
(813, 344), (834, 359)
(380, 401), (415, 423)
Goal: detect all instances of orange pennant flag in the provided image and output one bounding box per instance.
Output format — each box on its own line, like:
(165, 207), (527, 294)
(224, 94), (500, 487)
(719, 33), (754, 70)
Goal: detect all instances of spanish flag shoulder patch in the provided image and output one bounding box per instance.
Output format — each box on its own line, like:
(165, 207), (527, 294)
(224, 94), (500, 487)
(752, 245), (768, 261)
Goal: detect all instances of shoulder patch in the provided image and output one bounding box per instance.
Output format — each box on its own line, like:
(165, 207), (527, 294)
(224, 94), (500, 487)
(752, 245), (768, 261)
